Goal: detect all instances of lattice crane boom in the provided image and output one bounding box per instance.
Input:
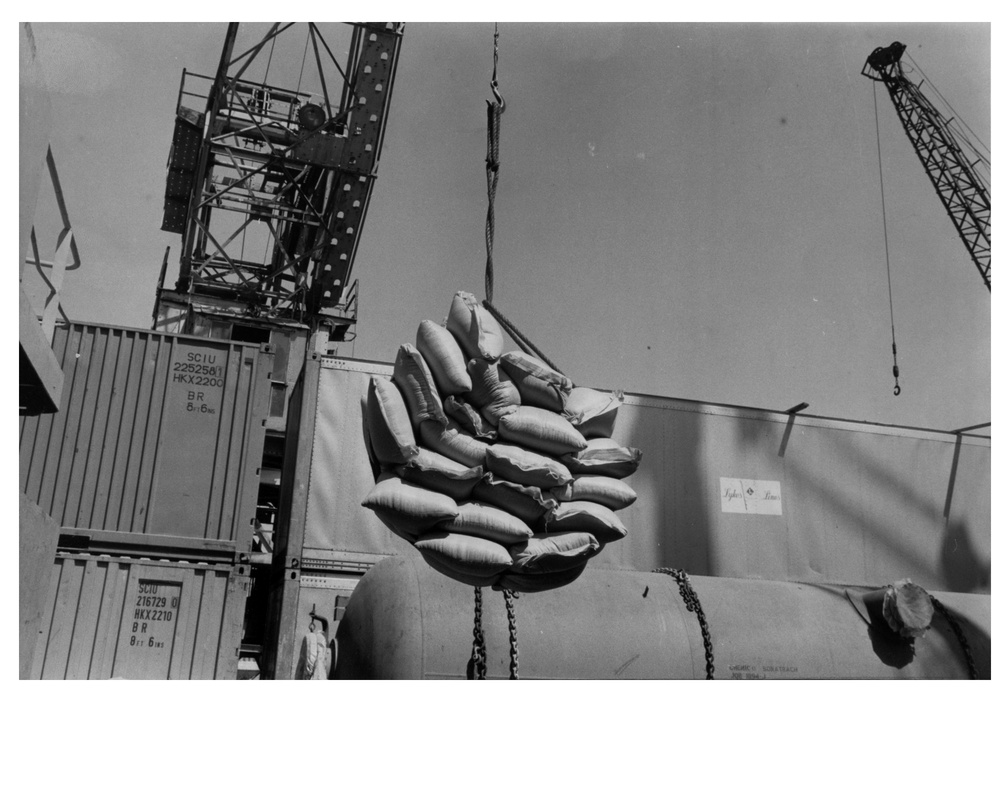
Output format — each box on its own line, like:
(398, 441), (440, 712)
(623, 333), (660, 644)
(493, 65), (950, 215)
(159, 22), (404, 337)
(863, 41), (990, 291)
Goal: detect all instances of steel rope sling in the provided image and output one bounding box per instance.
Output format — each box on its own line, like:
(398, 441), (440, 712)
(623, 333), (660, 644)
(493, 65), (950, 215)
(468, 24), (521, 680)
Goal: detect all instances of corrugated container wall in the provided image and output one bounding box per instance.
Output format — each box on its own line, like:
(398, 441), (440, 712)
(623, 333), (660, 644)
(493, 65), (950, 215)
(31, 554), (250, 679)
(19, 322), (273, 550)
(295, 357), (990, 594)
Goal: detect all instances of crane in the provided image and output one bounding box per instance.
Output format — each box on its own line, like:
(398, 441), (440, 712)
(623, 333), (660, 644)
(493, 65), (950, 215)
(156, 23), (404, 340)
(862, 41), (990, 291)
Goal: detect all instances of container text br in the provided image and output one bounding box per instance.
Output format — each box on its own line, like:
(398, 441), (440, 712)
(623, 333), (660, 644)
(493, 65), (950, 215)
(720, 478), (782, 515)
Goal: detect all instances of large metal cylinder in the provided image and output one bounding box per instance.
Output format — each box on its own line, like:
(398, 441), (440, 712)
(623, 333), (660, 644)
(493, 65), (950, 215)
(334, 556), (989, 679)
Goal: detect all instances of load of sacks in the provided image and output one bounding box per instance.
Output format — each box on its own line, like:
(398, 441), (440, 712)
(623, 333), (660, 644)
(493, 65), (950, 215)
(361, 291), (641, 592)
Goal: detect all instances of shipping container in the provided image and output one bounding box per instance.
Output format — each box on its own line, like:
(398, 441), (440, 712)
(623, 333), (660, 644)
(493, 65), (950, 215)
(19, 322), (274, 551)
(288, 573), (358, 679)
(299, 357), (399, 570)
(266, 568), (363, 680)
(152, 301), (312, 431)
(30, 553), (251, 679)
(20, 494), (60, 678)
(286, 355), (991, 592)
(263, 352), (363, 678)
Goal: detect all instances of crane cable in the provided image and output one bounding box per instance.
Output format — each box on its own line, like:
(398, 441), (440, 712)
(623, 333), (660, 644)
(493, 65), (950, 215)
(263, 30), (276, 87)
(904, 54), (991, 163)
(480, 23), (564, 375)
(468, 25), (522, 682)
(873, 81), (902, 397)
(484, 22), (504, 306)
(295, 30), (309, 97)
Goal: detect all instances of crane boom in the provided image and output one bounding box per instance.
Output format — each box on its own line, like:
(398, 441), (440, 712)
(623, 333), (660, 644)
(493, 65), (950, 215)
(862, 42), (990, 291)
(159, 23), (404, 337)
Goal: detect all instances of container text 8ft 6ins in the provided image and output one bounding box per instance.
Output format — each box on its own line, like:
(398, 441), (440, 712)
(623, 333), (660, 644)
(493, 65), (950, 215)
(31, 553), (250, 679)
(19, 322), (273, 679)
(19, 322), (273, 552)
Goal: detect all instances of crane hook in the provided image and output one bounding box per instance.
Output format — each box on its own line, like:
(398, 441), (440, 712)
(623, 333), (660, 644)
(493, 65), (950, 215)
(491, 78), (505, 112)
(891, 346), (900, 396)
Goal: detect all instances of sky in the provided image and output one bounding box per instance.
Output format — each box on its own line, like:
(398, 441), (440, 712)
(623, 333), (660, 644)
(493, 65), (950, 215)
(23, 17), (990, 433)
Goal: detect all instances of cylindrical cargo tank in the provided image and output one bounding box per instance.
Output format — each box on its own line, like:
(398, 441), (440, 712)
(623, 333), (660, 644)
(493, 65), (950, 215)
(334, 556), (989, 679)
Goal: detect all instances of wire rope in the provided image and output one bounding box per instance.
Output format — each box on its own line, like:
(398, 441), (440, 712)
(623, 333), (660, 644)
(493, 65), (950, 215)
(873, 81), (901, 396)
(904, 54), (990, 159)
(484, 22), (503, 306)
(295, 27), (309, 98)
(262, 29), (276, 86)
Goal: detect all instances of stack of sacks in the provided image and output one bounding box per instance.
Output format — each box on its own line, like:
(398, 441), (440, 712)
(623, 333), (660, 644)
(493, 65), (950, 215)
(361, 290), (642, 592)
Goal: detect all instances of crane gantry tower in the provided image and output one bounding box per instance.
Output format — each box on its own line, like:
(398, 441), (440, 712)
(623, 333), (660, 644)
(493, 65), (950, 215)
(155, 22), (404, 340)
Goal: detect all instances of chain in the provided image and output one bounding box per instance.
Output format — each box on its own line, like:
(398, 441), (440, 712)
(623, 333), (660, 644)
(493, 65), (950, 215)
(503, 588), (519, 679)
(929, 595), (978, 679)
(655, 567), (714, 679)
(467, 585), (487, 680)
